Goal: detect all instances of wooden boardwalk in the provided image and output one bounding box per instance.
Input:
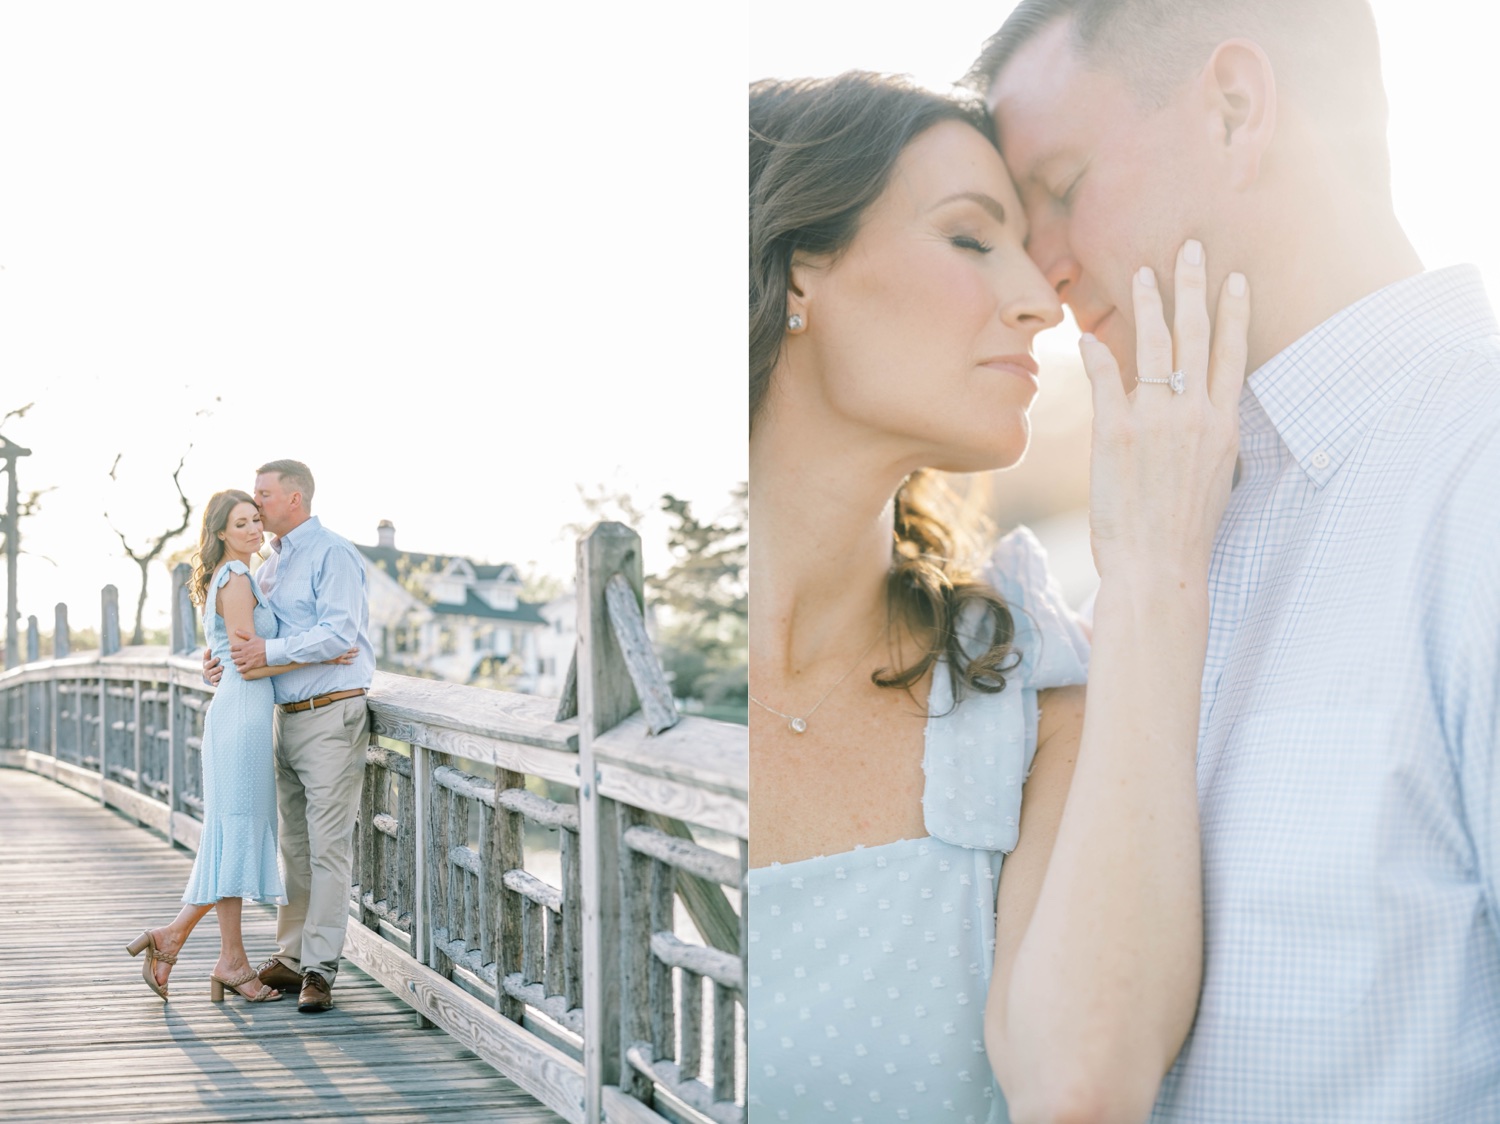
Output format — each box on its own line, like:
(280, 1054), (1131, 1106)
(0, 769), (564, 1123)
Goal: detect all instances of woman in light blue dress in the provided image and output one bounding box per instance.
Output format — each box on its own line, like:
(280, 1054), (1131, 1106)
(127, 490), (354, 1003)
(748, 73), (1250, 1121)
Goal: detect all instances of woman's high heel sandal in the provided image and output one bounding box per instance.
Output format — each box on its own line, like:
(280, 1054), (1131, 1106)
(210, 969), (283, 1003)
(125, 929), (176, 1001)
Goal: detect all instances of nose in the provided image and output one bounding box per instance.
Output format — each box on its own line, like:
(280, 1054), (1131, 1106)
(1001, 257), (1065, 333)
(1025, 213), (1081, 307)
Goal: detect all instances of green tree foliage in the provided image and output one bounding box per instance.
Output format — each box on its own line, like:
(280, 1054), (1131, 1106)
(648, 484), (747, 720)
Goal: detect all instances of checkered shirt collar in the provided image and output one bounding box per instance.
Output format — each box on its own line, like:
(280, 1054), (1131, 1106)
(1242, 264), (1496, 487)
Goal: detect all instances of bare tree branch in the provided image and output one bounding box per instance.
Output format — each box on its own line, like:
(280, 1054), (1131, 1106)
(0, 402), (33, 430)
(106, 447), (194, 645)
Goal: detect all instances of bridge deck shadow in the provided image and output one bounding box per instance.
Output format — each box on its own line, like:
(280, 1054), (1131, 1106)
(0, 768), (564, 1123)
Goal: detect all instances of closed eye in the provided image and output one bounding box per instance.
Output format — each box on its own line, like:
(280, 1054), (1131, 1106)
(1054, 170), (1085, 208)
(951, 234), (993, 254)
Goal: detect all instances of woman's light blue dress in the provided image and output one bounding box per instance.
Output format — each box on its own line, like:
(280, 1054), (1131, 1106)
(747, 530), (1090, 1123)
(181, 560), (287, 906)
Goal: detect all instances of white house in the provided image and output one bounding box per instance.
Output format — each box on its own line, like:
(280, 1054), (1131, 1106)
(357, 521), (560, 694)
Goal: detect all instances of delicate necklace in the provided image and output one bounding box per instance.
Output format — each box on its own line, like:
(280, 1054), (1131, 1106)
(751, 629), (885, 734)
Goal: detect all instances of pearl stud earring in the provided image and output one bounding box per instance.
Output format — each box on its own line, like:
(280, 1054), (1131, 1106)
(787, 314), (804, 331)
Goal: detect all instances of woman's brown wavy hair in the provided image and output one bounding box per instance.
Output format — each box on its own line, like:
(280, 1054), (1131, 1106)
(749, 71), (1020, 705)
(190, 489), (257, 607)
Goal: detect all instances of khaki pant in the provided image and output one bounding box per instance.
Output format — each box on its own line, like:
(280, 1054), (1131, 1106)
(272, 696), (369, 984)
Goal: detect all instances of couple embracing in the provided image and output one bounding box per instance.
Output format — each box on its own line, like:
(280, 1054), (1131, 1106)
(750, 1), (1500, 1121)
(127, 459), (375, 1013)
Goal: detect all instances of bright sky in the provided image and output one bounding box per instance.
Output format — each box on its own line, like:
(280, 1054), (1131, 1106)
(0, 3), (746, 637)
(750, 0), (1500, 355)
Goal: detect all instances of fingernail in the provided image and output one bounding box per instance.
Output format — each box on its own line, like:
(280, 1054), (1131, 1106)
(1080, 332), (1096, 344)
(1137, 266), (1156, 288)
(1228, 271), (1247, 297)
(1184, 239), (1203, 266)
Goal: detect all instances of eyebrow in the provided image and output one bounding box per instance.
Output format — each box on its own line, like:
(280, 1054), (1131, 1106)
(932, 191), (1007, 225)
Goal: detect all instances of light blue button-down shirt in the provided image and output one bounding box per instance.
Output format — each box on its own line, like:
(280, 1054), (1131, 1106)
(256, 516), (374, 705)
(1152, 265), (1500, 1123)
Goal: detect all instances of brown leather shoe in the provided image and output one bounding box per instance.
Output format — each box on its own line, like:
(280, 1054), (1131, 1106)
(298, 970), (334, 1013)
(256, 957), (302, 992)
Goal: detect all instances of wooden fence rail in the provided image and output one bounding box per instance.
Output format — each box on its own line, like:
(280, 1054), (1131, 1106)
(0, 521), (746, 1124)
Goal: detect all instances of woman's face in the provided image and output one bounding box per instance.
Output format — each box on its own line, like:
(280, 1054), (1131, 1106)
(220, 501), (264, 556)
(786, 120), (1063, 472)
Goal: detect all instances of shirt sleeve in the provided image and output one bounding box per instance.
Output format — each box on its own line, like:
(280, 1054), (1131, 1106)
(264, 544), (364, 665)
(1450, 432), (1500, 931)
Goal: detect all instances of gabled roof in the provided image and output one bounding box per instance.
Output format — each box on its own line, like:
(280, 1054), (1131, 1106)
(357, 544), (510, 583)
(428, 590), (547, 624)
(356, 543), (544, 625)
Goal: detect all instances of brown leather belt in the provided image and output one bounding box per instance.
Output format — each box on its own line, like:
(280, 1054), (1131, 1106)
(279, 688), (367, 715)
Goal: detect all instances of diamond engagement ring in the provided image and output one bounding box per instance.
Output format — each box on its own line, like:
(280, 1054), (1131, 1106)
(1137, 369), (1187, 394)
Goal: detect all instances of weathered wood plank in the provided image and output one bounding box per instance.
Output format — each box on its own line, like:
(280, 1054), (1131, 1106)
(648, 933), (742, 991)
(592, 713), (746, 804)
(497, 786), (580, 831)
(597, 763), (747, 840)
(0, 769), (565, 1124)
(376, 712), (581, 787)
(623, 1049), (741, 1124)
(603, 573), (678, 736)
(369, 670), (580, 752)
(344, 920), (586, 1122)
(601, 1084), (672, 1124)
(621, 824), (740, 887)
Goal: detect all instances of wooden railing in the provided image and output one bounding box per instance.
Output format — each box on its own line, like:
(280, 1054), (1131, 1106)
(0, 522), (747, 1124)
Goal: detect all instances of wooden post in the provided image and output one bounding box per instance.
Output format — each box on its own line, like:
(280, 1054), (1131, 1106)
(649, 857), (675, 1063)
(133, 682), (143, 797)
(492, 768), (525, 1022)
(412, 744), (430, 966)
(98, 670), (108, 801)
(617, 803), (653, 1102)
(2, 439), (30, 671)
(360, 763), (379, 930)
(101, 586), (121, 656)
(53, 604), (69, 658)
(169, 563), (194, 654)
(411, 743), (435, 1029)
(679, 970), (703, 1082)
(577, 521), (642, 1122)
(713, 983), (736, 1103)
(427, 751), (453, 978)
(166, 682), (178, 845)
(23, 617), (39, 752)
(399, 751), (416, 937)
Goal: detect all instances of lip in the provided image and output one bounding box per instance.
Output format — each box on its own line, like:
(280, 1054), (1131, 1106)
(979, 353), (1039, 381)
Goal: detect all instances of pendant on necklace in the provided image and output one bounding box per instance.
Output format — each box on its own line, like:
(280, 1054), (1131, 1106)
(789, 717), (808, 734)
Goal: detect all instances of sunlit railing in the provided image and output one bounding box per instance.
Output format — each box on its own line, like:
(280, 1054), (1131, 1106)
(0, 522), (746, 1124)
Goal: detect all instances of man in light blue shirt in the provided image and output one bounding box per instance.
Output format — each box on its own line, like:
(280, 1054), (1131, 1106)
(225, 458), (374, 1012)
(973, 1), (1500, 1119)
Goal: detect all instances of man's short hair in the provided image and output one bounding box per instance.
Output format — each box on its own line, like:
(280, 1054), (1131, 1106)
(965, 0), (1391, 198)
(256, 459), (315, 509)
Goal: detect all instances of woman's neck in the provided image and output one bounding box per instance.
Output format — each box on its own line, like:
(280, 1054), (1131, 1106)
(750, 414), (911, 679)
(223, 547), (252, 568)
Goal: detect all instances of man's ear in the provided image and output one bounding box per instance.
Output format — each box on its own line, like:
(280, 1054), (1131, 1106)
(1201, 38), (1276, 190)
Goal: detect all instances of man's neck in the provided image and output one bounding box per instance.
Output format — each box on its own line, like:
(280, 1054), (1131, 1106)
(1244, 208), (1424, 374)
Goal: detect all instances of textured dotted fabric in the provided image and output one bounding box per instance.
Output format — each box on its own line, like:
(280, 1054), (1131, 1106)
(182, 560), (287, 906)
(748, 529), (1089, 1122)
